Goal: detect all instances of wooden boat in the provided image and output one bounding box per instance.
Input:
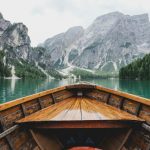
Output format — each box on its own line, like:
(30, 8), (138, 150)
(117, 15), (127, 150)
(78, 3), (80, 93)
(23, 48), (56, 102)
(0, 83), (150, 150)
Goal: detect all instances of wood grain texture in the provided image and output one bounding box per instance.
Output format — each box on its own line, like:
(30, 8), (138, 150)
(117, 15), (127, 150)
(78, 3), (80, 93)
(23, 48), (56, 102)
(30, 129), (63, 150)
(17, 97), (143, 123)
(139, 105), (150, 124)
(6, 128), (39, 150)
(0, 138), (10, 150)
(86, 90), (109, 103)
(101, 129), (132, 150)
(96, 85), (150, 106)
(0, 106), (24, 130)
(124, 128), (150, 150)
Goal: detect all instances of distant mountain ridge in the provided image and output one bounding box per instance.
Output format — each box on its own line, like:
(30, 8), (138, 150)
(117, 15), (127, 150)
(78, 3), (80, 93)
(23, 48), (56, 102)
(40, 12), (150, 72)
(1, 11), (150, 78)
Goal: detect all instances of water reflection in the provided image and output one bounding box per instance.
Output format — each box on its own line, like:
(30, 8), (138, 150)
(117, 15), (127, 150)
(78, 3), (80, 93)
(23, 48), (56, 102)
(84, 78), (120, 90)
(0, 78), (150, 103)
(11, 79), (18, 94)
(119, 79), (150, 98)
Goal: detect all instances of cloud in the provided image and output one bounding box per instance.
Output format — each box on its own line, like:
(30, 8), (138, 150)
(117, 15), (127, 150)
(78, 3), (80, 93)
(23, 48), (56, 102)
(0, 0), (150, 46)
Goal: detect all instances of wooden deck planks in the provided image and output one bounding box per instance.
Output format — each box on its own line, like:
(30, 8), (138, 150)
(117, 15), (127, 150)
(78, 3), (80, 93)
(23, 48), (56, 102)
(17, 98), (74, 122)
(81, 98), (101, 120)
(17, 97), (143, 123)
(85, 99), (142, 121)
(52, 98), (81, 120)
(61, 98), (82, 120)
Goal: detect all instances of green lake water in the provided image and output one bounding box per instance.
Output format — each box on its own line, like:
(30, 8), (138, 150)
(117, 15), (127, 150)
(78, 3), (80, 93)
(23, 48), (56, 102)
(0, 78), (150, 103)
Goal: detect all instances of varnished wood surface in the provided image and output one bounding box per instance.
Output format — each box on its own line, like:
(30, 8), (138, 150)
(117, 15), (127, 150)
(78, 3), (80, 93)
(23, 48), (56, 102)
(17, 97), (143, 123)
(22, 120), (141, 129)
(95, 85), (150, 106)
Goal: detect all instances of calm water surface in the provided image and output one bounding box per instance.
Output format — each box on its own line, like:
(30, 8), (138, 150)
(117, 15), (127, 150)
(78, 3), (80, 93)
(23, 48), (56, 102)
(0, 78), (150, 103)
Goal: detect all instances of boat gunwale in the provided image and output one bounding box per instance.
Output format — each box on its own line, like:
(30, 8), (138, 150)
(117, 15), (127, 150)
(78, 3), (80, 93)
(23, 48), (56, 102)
(0, 83), (150, 112)
(95, 85), (150, 105)
(0, 86), (65, 111)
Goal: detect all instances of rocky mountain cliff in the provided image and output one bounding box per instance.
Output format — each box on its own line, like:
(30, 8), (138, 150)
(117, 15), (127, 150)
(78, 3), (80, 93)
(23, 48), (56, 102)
(41, 12), (150, 72)
(0, 13), (63, 79)
(39, 26), (84, 69)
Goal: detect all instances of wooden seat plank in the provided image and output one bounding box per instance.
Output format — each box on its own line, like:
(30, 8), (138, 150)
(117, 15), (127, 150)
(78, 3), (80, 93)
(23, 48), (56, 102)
(85, 99), (142, 121)
(81, 97), (102, 120)
(61, 98), (82, 120)
(17, 97), (143, 124)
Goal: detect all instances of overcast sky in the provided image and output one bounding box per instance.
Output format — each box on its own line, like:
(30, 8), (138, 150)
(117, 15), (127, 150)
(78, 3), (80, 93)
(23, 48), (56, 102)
(0, 0), (150, 46)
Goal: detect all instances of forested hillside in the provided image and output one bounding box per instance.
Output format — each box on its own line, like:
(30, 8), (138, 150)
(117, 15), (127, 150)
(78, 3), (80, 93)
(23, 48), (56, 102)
(119, 54), (150, 80)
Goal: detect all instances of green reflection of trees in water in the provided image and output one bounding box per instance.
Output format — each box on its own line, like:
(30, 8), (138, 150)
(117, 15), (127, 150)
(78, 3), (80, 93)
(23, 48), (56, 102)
(119, 79), (150, 99)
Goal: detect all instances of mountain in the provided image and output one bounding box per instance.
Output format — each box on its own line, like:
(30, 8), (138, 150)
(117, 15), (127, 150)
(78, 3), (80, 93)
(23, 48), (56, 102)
(0, 13), (45, 78)
(38, 26), (84, 69)
(41, 12), (150, 72)
(0, 13), (63, 79)
(1, 11), (150, 78)
(119, 53), (150, 80)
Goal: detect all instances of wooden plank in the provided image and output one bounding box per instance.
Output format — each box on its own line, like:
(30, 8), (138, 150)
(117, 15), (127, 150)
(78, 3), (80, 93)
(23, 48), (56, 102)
(45, 98), (76, 121)
(5, 136), (15, 150)
(119, 98), (125, 110)
(30, 130), (64, 150)
(106, 93), (111, 104)
(101, 128), (132, 150)
(108, 95), (123, 108)
(139, 105), (150, 124)
(6, 127), (39, 150)
(124, 128), (150, 150)
(86, 90), (109, 103)
(0, 125), (19, 139)
(17, 97), (144, 123)
(81, 98), (101, 120)
(30, 130), (43, 150)
(117, 129), (132, 150)
(23, 100), (41, 116)
(52, 90), (74, 102)
(38, 96), (53, 108)
(96, 85), (150, 106)
(0, 138), (10, 150)
(17, 99), (75, 122)
(19, 120), (138, 129)
(0, 119), (14, 149)
(142, 123), (150, 132)
(21, 103), (27, 116)
(0, 105), (24, 130)
(123, 99), (140, 115)
(135, 103), (142, 116)
(84, 99), (143, 121)
(62, 98), (81, 120)
(0, 116), (5, 131)
(51, 94), (55, 104)
(38, 98), (43, 109)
